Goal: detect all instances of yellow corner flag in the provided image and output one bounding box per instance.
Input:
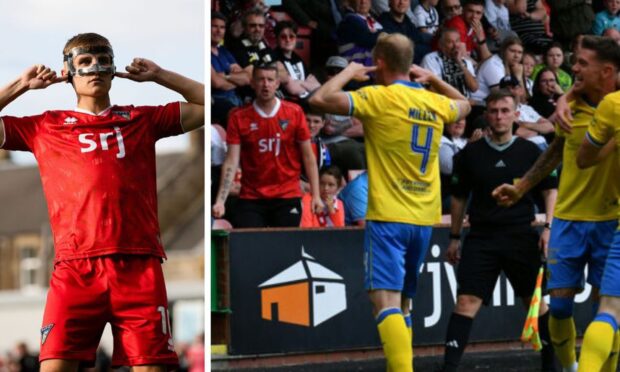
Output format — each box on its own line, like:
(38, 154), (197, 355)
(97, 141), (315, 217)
(521, 266), (545, 351)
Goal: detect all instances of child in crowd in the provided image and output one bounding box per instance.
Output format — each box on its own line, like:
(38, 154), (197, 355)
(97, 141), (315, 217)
(522, 51), (537, 96)
(592, 0), (620, 35)
(532, 42), (572, 92)
(301, 166), (345, 228)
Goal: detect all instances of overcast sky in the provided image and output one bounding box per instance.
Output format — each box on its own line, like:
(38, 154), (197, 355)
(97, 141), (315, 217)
(0, 0), (204, 164)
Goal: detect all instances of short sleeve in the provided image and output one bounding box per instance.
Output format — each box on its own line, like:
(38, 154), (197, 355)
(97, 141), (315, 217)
(295, 107), (311, 142)
(484, 60), (506, 88)
(1, 114), (43, 152)
(149, 102), (183, 140)
(433, 93), (460, 124)
(348, 86), (381, 120)
(450, 147), (472, 198)
(226, 110), (241, 145)
(587, 95), (616, 147)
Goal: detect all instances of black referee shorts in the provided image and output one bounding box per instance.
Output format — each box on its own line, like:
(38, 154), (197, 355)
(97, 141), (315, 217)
(457, 228), (542, 305)
(233, 197), (302, 228)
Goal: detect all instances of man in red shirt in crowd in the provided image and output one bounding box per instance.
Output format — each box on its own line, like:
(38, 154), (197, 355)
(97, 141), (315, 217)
(212, 63), (321, 227)
(444, 0), (491, 62)
(0, 33), (204, 371)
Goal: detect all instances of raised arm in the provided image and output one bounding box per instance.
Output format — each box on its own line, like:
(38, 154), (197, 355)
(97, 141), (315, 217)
(410, 65), (472, 120)
(116, 58), (205, 132)
(309, 62), (376, 115)
(0, 65), (65, 146)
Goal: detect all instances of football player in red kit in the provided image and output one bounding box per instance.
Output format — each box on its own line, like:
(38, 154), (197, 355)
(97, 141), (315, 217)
(0, 33), (204, 371)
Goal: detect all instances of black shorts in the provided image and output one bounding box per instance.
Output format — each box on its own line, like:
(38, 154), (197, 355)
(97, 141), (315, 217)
(457, 228), (542, 305)
(233, 198), (302, 228)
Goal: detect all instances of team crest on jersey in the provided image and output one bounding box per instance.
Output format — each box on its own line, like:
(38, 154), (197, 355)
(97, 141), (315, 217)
(63, 117), (78, 125)
(278, 119), (289, 131)
(250, 122), (259, 131)
(40, 323), (54, 345)
(112, 111), (131, 120)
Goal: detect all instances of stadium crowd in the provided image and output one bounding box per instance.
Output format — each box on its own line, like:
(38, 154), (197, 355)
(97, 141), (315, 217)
(211, 1), (620, 371)
(210, 0), (611, 229)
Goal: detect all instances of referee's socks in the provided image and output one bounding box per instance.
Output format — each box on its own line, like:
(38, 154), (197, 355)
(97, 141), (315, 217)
(441, 312), (473, 372)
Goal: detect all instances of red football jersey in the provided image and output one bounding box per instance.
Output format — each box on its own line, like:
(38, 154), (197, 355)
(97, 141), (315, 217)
(1, 103), (183, 261)
(226, 99), (311, 199)
(444, 16), (484, 53)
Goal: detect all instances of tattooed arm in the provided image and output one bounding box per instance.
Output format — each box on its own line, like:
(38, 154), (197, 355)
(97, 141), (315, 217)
(212, 144), (241, 218)
(492, 136), (564, 206)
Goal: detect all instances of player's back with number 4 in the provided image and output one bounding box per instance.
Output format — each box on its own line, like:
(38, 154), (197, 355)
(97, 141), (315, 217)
(348, 82), (459, 225)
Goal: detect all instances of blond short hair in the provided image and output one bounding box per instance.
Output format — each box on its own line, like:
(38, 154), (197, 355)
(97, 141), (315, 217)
(372, 33), (413, 74)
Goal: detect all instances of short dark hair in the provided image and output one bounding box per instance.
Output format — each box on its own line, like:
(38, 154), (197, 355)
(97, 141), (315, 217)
(580, 35), (620, 71)
(305, 108), (325, 118)
(63, 33), (112, 55)
(242, 6), (265, 27)
(275, 20), (298, 37)
(319, 165), (343, 187)
(252, 62), (279, 78)
(464, 0), (485, 7)
(544, 41), (563, 56)
(486, 89), (517, 108)
(211, 11), (227, 23)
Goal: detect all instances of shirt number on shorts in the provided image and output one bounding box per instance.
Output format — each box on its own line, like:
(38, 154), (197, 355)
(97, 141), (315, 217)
(411, 125), (433, 174)
(157, 306), (172, 335)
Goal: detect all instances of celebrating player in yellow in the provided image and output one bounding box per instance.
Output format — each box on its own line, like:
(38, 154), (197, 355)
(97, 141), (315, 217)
(575, 42), (620, 372)
(309, 33), (470, 371)
(492, 36), (620, 372)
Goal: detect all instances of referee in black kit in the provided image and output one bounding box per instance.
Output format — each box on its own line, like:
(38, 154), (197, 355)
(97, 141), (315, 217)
(439, 90), (559, 372)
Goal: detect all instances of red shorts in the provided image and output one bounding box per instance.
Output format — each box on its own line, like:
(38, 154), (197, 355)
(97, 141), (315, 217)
(39, 255), (179, 368)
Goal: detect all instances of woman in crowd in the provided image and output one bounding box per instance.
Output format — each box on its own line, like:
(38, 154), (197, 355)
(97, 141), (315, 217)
(529, 67), (562, 119)
(532, 42), (573, 92)
(273, 20), (321, 100)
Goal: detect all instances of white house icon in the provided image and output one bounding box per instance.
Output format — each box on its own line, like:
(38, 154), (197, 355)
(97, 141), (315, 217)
(258, 246), (347, 327)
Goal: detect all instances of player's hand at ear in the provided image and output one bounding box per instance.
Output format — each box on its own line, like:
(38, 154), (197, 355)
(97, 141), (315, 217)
(22, 65), (63, 90)
(344, 62), (376, 82)
(116, 58), (162, 82)
(409, 65), (435, 85)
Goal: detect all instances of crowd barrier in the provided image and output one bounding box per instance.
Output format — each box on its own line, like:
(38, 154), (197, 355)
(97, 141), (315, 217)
(211, 226), (594, 355)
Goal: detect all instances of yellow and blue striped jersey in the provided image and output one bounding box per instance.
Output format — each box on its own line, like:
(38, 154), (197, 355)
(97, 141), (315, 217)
(348, 80), (459, 225)
(554, 98), (619, 221)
